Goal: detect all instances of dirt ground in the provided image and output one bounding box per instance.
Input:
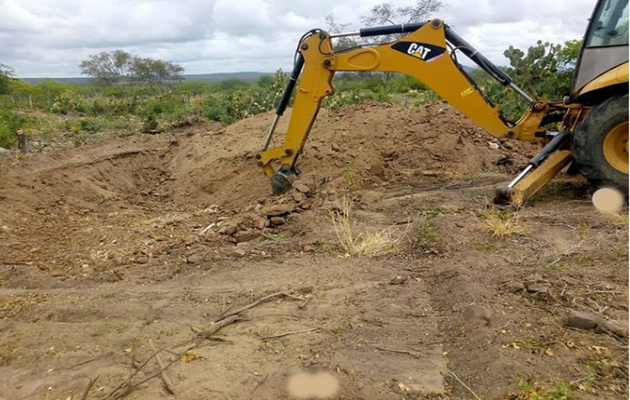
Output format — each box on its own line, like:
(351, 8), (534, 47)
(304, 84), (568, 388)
(0, 102), (627, 400)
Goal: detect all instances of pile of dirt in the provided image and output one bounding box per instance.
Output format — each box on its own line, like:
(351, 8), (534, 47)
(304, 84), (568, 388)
(171, 101), (536, 211)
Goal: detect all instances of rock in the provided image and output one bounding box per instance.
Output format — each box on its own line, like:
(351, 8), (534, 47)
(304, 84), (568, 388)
(329, 200), (343, 213)
(218, 213), (267, 235)
(293, 182), (311, 194)
(331, 143), (342, 152)
(218, 224), (238, 236)
(421, 170), (439, 176)
(233, 248), (247, 257)
(270, 216), (286, 226)
(136, 256), (149, 264)
(488, 142), (500, 150)
(524, 273), (544, 282)
(303, 244), (314, 253)
(526, 283), (550, 294)
(389, 276), (408, 285)
(0, 147), (12, 157)
(260, 204), (295, 217)
(560, 276), (580, 285)
(596, 320), (629, 337)
(234, 229), (261, 243)
(463, 306), (492, 324)
(505, 282), (526, 293)
(184, 235), (198, 245)
(293, 192), (307, 202)
(565, 310), (601, 330)
(186, 253), (203, 264)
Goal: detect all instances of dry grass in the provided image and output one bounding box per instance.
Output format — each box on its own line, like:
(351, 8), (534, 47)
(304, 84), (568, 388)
(329, 198), (407, 256)
(604, 211), (629, 227)
(485, 212), (526, 239)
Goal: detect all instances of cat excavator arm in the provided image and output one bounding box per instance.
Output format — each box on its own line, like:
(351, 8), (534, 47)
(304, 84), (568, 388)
(256, 20), (571, 207)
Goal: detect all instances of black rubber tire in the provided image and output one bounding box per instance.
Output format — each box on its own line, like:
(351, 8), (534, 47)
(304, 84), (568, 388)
(572, 93), (629, 194)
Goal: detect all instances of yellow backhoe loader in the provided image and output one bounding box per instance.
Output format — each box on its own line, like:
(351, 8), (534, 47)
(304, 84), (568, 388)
(256, 0), (629, 207)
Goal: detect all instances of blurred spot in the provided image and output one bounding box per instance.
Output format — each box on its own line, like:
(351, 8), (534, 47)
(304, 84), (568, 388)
(287, 371), (339, 399)
(592, 187), (625, 213)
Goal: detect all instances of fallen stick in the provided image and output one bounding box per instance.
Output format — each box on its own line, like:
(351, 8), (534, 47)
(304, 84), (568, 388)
(107, 359), (179, 400)
(298, 296), (312, 309)
(262, 328), (319, 340)
(376, 346), (482, 400)
(215, 292), (305, 322)
(200, 315), (244, 339)
(80, 374), (99, 400)
(149, 339), (177, 395)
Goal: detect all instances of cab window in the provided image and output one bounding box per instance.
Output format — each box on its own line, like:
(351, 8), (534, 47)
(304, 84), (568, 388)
(586, 0), (629, 46)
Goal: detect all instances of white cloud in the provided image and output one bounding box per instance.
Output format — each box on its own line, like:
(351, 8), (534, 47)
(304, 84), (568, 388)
(0, 0), (595, 77)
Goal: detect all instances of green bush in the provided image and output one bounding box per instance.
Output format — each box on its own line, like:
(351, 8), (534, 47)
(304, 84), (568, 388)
(0, 109), (25, 148)
(79, 118), (103, 133)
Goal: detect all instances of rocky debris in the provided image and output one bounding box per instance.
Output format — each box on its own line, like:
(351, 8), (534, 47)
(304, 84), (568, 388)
(218, 213), (268, 236)
(215, 181), (317, 243)
(463, 306), (492, 324)
(0, 147), (12, 157)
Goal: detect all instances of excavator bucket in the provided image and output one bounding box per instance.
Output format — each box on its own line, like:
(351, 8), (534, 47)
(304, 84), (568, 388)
(270, 171), (293, 195)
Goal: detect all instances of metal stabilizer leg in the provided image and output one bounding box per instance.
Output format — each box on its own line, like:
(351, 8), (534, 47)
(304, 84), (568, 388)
(495, 130), (572, 207)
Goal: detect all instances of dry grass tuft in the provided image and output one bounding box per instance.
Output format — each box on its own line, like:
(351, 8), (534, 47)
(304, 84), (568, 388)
(329, 198), (406, 256)
(604, 211), (629, 227)
(485, 212), (526, 239)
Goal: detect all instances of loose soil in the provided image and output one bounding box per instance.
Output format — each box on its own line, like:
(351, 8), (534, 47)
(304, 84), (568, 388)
(0, 102), (627, 400)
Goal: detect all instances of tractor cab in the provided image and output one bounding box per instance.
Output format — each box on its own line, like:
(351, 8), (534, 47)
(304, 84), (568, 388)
(572, 0), (629, 101)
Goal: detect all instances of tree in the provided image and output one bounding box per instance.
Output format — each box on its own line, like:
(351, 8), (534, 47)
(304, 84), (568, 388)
(132, 58), (184, 86)
(360, 0), (442, 27)
(483, 40), (582, 121)
(79, 50), (135, 86)
(331, 0), (443, 81)
(79, 51), (184, 86)
(0, 63), (15, 95)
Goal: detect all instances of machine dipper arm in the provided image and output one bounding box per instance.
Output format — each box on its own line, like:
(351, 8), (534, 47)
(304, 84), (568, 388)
(257, 20), (562, 199)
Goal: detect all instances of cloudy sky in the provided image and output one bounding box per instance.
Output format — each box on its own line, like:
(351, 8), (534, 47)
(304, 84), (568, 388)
(1, 0), (596, 77)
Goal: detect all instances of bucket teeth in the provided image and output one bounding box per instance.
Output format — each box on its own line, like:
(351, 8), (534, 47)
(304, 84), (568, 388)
(270, 172), (293, 195)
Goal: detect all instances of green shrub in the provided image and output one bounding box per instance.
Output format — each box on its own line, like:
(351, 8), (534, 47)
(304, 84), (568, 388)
(0, 109), (25, 148)
(79, 118), (103, 133)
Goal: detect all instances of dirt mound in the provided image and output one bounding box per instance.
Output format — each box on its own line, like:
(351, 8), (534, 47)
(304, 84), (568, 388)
(0, 102), (535, 216)
(170, 101), (536, 211)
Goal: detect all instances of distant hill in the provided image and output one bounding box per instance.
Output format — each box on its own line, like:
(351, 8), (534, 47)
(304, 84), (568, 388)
(21, 67), (480, 85)
(20, 71), (274, 85)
